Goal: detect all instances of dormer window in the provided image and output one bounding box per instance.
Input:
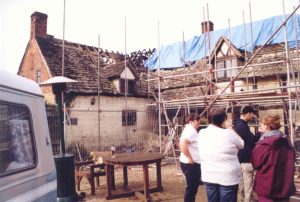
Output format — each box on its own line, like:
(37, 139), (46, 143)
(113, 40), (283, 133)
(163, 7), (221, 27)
(110, 65), (137, 94)
(120, 79), (135, 94)
(216, 58), (238, 79)
(211, 37), (243, 80)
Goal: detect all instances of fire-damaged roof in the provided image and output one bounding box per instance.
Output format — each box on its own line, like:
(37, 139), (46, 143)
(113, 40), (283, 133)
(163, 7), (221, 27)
(36, 35), (154, 96)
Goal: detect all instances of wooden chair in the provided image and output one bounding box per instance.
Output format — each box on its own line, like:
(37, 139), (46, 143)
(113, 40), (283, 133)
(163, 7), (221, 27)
(75, 160), (106, 195)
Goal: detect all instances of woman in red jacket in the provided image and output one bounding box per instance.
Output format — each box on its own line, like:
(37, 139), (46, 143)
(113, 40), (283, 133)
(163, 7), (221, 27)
(251, 114), (295, 202)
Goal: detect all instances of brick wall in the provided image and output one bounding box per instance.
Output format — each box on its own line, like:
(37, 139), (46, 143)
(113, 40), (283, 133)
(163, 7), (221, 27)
(18, 39), (52, 96)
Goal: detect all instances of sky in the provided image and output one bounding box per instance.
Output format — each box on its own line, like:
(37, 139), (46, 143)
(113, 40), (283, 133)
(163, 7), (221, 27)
(0, 0), (299, 74)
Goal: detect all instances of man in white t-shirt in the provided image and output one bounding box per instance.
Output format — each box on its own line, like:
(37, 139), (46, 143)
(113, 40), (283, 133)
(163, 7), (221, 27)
(179, 113), (201, 202)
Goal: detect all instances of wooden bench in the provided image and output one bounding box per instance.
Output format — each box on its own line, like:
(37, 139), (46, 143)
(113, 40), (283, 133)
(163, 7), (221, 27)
(75, 151), (112, 195)
(75, 160), (106, 195)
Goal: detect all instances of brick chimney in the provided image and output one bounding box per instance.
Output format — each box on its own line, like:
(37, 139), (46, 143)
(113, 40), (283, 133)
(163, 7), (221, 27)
(30, 11), (48, 39)
(201, 21), (214, 34)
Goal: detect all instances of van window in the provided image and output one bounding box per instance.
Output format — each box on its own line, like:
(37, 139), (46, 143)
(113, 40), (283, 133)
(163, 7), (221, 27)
(0, 101), (36, 176)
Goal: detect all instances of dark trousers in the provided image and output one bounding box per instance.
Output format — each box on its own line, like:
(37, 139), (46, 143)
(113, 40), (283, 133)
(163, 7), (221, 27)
(180, 162), (201, 202)
(205, 182), (238, 202)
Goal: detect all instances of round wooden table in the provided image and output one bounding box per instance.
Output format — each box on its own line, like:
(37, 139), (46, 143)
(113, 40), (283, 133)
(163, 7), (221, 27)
(103, 152), (165, 202)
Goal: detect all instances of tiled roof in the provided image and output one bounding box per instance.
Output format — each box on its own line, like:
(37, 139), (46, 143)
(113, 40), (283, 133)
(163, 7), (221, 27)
(146, 60), (207, 91)
(36, 36), (154, 96)
(237, 44), (300, 78)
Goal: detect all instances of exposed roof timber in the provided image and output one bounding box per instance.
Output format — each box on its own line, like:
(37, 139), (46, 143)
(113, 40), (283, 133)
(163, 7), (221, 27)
(210, 36), (243, 59)
(35, 35), (154, 95)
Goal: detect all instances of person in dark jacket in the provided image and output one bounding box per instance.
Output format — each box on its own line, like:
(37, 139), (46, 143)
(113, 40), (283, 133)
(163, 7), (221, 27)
(233, 105), (259, 202)
(251, 114), (295, 202)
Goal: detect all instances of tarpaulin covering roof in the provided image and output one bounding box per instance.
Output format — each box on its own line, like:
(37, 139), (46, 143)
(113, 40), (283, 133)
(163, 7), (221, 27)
(145, 15), (300, 70)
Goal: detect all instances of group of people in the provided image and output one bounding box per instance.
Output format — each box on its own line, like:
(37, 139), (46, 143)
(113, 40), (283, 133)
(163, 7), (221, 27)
(179, 106), (296, 202)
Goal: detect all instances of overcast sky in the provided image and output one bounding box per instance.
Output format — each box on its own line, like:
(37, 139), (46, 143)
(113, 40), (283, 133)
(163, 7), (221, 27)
(0, 0), (299, 73)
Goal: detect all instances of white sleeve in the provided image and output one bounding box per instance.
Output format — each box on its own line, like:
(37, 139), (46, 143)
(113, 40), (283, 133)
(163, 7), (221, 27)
(181, 126), (194, 142)
(228, 129), (244, 149)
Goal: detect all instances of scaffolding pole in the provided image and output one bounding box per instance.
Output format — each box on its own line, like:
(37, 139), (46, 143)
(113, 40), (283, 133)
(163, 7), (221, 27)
(199, 5), (300, 117)
(283, 0), (295, 144)
(158, 20), (162, 153)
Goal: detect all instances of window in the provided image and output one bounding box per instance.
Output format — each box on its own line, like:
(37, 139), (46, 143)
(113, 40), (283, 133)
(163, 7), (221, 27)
(35, 69), (41, 83)
(69, 118), (78, 125)
(226, 59), (238, 78)
(216, 61), (226, 78)
(120, 79), (135, 94)
(122, 110), (137, 126)
(0, 101), (36, 176)
(216, 58), (238, 79)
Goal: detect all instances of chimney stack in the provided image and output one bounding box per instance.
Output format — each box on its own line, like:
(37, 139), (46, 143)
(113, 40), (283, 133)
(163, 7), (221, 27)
(201, 21), (214, 34)
(30, 11), (48, 39)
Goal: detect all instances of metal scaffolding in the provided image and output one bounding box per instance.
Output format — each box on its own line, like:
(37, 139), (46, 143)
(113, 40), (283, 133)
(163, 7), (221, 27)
(147, 3), (300, 164)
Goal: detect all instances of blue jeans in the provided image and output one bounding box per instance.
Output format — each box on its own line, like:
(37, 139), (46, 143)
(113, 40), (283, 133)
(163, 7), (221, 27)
(205, 182), (238, 202)
(180, 162), (201, 202)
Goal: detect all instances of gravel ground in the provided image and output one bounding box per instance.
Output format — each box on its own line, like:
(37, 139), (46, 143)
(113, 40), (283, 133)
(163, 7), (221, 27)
(78, 161), (208, 202)
(78, 162), (300, 202)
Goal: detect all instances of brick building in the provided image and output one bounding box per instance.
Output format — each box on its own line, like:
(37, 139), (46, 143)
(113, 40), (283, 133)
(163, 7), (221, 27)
(18, 11), (156, 153)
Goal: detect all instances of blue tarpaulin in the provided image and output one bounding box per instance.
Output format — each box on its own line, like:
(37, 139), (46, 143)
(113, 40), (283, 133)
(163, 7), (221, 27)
(144, 15), (300, 70)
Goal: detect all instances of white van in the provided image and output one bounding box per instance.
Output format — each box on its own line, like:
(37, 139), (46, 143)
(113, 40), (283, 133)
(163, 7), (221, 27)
(0, 71), (57, 201)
